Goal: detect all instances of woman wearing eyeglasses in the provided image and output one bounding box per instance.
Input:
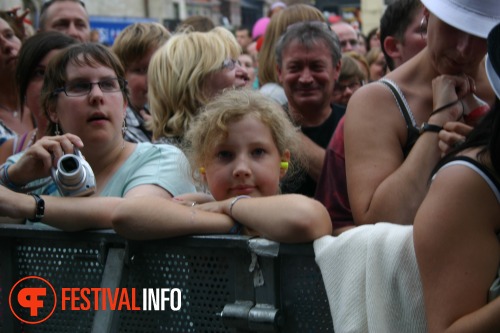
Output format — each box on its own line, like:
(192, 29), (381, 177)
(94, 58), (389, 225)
(0, 43), (195, 229)
(148, 27), (249, 148)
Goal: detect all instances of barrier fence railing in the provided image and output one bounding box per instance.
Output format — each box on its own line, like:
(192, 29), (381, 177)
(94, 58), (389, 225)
(0, 224), (333, 333)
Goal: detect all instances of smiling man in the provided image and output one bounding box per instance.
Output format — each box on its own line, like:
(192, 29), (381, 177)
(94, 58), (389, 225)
(276, 21), (343, 197)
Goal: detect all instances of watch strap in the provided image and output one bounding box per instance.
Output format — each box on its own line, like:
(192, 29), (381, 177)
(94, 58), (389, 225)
(29, 194), (45, 222)
(419, 122), (443, 135)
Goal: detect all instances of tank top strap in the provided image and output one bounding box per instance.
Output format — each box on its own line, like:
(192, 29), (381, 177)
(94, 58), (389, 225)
(378, 78), (420, 156)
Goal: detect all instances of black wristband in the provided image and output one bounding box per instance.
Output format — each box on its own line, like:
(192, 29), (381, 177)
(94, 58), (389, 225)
(29, 194), (45, 222)
(419, 122), (443, 135)
(429, 99), (460, 117)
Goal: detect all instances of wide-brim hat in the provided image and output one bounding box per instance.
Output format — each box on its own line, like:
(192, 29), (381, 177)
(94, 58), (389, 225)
(420, 0), (500, 38)
(486, 23), (500, 99)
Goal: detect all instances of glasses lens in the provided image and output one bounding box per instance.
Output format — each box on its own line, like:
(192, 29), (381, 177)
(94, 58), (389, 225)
(222, 59), (236, 71)
(63, 78), (123, 97)
(66, 82), (91, 97)
(335, 80), (361, 93)
(98, 78), (122, 92)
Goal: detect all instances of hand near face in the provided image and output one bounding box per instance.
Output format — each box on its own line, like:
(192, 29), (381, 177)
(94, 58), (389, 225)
(430, 74), (475, 124)
(7, 133), (84, 186)
(5, 6), (29, 38)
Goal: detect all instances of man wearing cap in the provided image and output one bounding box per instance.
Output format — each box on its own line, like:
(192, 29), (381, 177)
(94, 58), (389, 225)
(38, 0), (90, 42)
(343, 0), (499, 227)
(268, 2), (287, 17)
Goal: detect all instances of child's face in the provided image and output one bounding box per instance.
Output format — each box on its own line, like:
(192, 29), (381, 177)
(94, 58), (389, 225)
(204, 115), (288, 200)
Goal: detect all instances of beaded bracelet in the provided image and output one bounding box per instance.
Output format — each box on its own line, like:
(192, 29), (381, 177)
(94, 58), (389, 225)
(0, 163), (22, 191)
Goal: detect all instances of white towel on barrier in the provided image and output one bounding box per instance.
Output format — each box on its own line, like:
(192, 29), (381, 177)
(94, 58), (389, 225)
(314, 222), (427, 333)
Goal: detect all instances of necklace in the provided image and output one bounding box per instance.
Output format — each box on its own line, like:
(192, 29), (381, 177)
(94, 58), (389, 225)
(27, 129), (38, 148)
(0, 103), (19, 118)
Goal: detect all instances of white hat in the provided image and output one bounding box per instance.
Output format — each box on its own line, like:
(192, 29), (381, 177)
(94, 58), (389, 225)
(486, 23), (500, 99)
(420, 0), (500, 38)
(270, 1), (287, 10)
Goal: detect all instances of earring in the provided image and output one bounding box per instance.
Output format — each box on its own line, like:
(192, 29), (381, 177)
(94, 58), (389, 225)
(280, 162), (289, 170)
(55, 123), (60, 136)
(420, 16), (427, 41)
(199, 167), (206, 174)
(122, 119), (127, 136)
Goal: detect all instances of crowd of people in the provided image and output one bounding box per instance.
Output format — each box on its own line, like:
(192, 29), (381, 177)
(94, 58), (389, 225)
(0, 0), (499, 331)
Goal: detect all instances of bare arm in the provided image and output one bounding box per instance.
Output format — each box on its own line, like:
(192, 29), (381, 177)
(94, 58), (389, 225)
(414, 163), (500, 333)
(194, 194), (332, 243)
(345, 84), (442, 225)
(0, 182), (173, 231)
(111, 196), (235, 240)
(0, 185), (122, 229)
(345, 77), (470, 225)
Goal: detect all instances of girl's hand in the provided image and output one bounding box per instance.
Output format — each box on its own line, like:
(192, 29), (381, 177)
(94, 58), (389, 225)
(192, 199), (233, 215)
(173, 193), (215, 206)
(7, 134), (83, 186)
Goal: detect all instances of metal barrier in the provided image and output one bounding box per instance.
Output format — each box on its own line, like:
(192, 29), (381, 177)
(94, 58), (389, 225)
(0, 224), (333, 333)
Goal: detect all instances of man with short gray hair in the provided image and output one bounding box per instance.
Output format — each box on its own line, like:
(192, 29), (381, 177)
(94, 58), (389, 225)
(38, 0), (90, 42)
(276, 21), (344, 197)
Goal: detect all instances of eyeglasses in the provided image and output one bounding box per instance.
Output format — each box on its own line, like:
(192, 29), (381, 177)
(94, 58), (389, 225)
(334, 80), (362, 93)
(221, 58), (241, 71)
(52, 77), (127, 97)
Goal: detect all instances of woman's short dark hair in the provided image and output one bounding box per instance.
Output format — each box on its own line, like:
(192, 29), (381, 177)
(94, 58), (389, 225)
(16, 31), (77, 110)
(41, 43), (128, 135)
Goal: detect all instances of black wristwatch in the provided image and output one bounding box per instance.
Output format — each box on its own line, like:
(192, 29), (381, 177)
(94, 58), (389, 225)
(29, 194), (45, 222)
(419, 122), (443, 135)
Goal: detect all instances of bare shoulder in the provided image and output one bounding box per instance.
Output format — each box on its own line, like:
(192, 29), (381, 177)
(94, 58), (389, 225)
(345, 81), (407, 148)
(346, 81), (397, 118)
(429, 160), (500, 223)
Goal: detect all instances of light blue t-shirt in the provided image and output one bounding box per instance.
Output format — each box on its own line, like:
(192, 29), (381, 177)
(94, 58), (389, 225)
(7, 142), (196, 197)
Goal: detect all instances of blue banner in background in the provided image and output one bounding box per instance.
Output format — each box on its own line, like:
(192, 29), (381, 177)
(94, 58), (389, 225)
(90, 16), (157, 46)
